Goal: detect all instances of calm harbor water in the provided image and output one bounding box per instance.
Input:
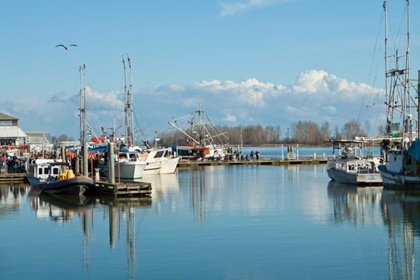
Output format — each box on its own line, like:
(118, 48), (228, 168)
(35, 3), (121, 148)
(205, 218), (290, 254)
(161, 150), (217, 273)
(240, 145), (381, 159)
(1, 155), (418, 279)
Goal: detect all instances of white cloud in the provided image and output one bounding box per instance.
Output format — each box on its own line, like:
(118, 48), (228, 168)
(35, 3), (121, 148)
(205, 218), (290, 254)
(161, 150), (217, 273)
(324, 105), (337, 114)
(220, 0), (290, 16)
(2, 69), (384, 138)
(222, 113), (237, 122)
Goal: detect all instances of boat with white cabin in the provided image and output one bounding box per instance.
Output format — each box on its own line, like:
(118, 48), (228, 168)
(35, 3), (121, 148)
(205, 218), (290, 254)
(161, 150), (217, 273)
(326, 139), (382, 185)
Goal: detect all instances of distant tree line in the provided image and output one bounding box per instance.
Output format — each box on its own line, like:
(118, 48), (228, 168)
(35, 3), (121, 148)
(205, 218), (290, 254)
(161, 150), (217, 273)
(158, 119), (375, 146)
(53, 119), (375, 146)
(51, 134), (75, 143)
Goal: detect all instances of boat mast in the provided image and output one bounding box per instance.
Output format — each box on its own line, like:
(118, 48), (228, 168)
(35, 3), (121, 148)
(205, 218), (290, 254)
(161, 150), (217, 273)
(122, 57), (128, 145)
(79, 64), (86, 144)
(127, 56), (134, 146)
(405, 0), (412, 145)
(418, 70), (420, 137)
(123, 56), (134, 147)
(384, 1), (390, 134)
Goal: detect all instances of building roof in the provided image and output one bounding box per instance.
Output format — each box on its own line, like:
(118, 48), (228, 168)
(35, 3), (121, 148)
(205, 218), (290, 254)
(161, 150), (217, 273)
(0, 126), (27, 138)
(26, 132), (52, 144)
(0, 113), (18, 121)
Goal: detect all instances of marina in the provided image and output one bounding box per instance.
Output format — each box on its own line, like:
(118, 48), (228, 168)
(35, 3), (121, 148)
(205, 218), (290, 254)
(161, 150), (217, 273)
(2, 165), (420, 280)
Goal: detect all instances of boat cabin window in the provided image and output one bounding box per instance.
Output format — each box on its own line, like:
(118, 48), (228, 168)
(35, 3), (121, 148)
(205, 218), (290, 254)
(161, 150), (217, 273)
(129, 153), (137, 160)
(52, 167), (60, 175)
(154, 151), (165, 158)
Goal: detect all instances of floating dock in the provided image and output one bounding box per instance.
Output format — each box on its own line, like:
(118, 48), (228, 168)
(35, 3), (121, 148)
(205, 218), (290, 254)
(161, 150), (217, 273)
(0, 172), (27, 182)
(177, 157), (328, 167)
(87, 180), (152, 197)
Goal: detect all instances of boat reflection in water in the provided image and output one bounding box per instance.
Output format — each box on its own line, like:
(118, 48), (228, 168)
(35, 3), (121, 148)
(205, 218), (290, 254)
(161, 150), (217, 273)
(381, 189), (420, 280)
(139, 174), (180, 198)
(35, 194), (95, 222)
(327, 180), (383, 225)
(328, 180), (420, 279)
(25, 187), (152, 279)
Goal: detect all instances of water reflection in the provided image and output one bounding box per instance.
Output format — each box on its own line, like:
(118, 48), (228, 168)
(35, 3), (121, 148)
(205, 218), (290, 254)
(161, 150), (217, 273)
(328, 181), (420, 279)
(381, 189), (420, 280)
(327, 180), (383, 225)
(136, 174), (180, 216)
(1, 184), (151, 280)
(0, 184), (29, 218)
(32, 194), (95, 222)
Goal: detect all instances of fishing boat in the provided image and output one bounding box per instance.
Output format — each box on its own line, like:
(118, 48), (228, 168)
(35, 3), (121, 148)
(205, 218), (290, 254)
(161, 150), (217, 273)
(100, 56), (179, 179)
(27, 159), (94, 195)
(377, 0), (420, 189)
(326, 139), (382, 185)
(137, 146), (180, 175)
(169, 103), (228, 160)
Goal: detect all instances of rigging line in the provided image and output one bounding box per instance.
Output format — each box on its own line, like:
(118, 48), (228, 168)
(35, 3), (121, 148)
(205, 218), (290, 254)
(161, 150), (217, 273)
(366, 6), (386, 86)
(389, 3), (408, 53)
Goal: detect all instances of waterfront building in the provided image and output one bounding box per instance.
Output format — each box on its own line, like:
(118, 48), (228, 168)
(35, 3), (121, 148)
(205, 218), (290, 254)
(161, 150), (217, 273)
(0, 112), (27, 147)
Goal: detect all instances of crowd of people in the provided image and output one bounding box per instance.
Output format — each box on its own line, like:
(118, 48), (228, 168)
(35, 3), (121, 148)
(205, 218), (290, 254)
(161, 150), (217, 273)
(1, 153), (26, 173)
(218, 148), (261, 161)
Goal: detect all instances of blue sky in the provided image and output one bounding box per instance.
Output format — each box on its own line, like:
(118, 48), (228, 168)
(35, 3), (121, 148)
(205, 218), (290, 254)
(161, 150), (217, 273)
(1, 0), (420, 140)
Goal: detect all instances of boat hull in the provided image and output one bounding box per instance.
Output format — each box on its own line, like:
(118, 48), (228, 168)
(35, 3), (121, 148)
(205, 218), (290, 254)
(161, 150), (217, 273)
(143, 157), (180, 175)
(114, 161), (146, 179)
(28, 175), (94, 195)
(378, 164), (420, 189)
(327, 167), (382, 185)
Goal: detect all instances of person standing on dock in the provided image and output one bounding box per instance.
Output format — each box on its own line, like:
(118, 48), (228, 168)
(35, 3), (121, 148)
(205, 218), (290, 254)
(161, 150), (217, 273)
(250, 150), (254, 160)
(256, 151), (260, 160)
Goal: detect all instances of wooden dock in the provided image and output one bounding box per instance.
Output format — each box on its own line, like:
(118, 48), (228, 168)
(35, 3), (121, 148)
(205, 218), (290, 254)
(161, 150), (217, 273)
(87, 180), (152, 197)
(177, 157), (328, 167)
(0, 172), (27, 182)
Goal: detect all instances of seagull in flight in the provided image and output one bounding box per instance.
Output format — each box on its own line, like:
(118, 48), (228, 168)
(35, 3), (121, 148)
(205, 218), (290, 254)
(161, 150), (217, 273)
(55, 44), (77, 50)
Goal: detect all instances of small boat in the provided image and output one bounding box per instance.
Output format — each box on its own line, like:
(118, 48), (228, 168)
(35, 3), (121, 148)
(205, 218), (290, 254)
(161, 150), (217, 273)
(27, 159), (94, 195)
(326, 139), (382, 185)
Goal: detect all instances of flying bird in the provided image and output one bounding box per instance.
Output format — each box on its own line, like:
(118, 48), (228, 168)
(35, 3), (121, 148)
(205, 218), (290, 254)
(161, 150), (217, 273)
(55, 44), (77, 50)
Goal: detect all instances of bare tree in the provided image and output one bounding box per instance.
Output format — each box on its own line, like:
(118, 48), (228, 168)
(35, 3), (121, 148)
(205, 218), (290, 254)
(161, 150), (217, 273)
(341, 120), (366, 139)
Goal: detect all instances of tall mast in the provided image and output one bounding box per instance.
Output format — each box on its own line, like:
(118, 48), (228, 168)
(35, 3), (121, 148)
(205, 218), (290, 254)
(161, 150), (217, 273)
(384, 1), (390, 134)
(79, 64), (86, 144)
(122, 57), (128, 145)
(127, 56), (134, 146)
(405, 0), (411, 144)
(418, 70), (420, 137)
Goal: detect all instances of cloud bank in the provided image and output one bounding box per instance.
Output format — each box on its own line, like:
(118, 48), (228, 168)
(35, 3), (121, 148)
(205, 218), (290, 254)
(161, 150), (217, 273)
(2, 69), (384, 138)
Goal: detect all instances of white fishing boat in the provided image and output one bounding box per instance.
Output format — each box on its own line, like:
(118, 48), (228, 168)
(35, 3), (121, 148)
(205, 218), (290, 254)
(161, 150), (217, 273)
(377, 1), (420, 189)
(326, 139), (382, 185)
(139, 147), (180, 175)
(102, 145), (178, 177)
(100, 56), (177, 178)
